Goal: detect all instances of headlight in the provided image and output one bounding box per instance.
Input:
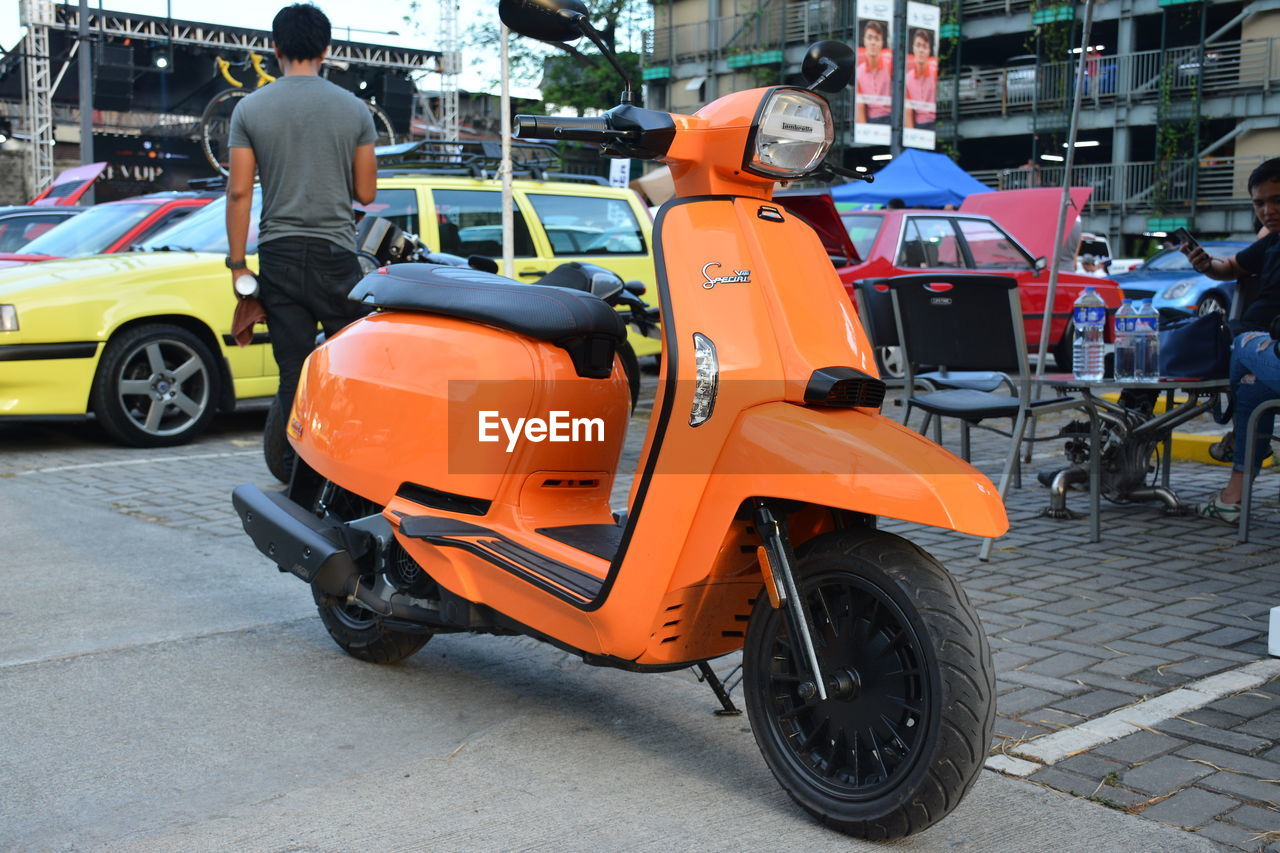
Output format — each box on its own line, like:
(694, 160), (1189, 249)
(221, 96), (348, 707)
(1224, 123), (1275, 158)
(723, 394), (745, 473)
(746, 89), (832, 179)
(690, 333), (718, 426)
(1161, 280), (1193, 299)
(0, 305), (16, 332)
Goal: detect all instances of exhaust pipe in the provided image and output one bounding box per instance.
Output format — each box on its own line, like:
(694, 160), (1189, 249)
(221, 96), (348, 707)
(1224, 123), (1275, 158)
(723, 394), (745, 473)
(232, 484), (443, 623)
(232, 484), (362, 597)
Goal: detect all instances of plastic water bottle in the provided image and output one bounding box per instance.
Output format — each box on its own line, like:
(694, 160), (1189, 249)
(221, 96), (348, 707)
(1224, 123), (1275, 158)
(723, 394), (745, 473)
(1112, 299), (1137, 381)
(1134, 299), (1160, 381)
(1071, 286), (1107, 381)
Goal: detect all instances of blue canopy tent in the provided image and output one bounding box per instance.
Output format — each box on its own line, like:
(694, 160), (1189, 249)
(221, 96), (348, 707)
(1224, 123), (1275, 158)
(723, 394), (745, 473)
(829, 149), (994, 208)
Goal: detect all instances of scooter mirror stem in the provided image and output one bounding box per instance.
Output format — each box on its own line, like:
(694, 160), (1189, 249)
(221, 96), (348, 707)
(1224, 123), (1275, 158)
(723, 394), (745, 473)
(558, 10), (642, 107)
(806, 57), (838, 92)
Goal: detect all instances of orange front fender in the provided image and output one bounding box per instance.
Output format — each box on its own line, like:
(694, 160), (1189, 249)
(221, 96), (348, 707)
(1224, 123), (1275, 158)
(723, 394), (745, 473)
(701, 402), (1008, 538)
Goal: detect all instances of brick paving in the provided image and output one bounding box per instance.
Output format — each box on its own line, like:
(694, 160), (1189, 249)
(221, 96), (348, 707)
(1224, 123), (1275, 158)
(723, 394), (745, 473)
(2, 378), (1278, 851)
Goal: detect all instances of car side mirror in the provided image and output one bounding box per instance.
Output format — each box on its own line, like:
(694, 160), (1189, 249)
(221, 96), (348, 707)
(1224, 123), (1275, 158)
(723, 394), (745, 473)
(468, 255), (500, 274)
(1033, 256), (1048, 274)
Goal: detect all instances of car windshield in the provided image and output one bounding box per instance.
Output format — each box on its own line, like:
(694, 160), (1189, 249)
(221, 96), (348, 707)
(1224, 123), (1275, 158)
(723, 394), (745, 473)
(1145, 248), (1193, 271)
(841, 213), (884, 259)
(137, 192), (260, 254)
(19, 203), (155, 257)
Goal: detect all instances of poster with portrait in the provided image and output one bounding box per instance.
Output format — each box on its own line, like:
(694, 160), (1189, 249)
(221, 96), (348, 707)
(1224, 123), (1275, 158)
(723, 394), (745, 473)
(854, 0), (894, 146)
(903, 1), (940, 150)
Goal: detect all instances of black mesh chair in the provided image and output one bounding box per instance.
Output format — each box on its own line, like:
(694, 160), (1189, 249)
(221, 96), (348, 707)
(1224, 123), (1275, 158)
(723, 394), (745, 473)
(855, 278), (1015, 399)
(885, 274), (1080, 559)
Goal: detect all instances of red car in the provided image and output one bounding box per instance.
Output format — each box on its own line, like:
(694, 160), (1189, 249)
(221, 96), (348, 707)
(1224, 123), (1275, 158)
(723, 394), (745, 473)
(0, 192), (218, 269)
(782, 191), (1122, 371)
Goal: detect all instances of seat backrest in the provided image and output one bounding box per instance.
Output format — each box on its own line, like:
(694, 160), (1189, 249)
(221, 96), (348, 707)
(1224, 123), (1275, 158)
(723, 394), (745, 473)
(886, 274), (1025, 374)
(853, 279), (899, 348)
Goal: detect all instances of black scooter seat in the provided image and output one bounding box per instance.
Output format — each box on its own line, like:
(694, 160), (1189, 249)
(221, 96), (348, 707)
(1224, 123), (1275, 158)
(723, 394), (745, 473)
(349, 264), (625, 379)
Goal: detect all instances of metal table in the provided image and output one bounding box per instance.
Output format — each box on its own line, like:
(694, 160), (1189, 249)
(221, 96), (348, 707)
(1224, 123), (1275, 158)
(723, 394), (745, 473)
(1034, 375), (1230, 542)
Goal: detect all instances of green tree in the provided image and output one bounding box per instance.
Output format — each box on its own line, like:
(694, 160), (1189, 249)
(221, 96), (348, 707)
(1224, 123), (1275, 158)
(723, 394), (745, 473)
(466, 0), (649, 115)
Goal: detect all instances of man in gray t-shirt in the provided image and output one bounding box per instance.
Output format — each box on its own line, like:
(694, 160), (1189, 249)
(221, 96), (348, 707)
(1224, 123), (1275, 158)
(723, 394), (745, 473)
(224, 2), (377, 469)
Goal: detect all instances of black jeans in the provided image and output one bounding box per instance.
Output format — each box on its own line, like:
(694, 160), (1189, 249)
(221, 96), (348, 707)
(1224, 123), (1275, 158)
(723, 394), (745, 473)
(258, 236), (366, 417)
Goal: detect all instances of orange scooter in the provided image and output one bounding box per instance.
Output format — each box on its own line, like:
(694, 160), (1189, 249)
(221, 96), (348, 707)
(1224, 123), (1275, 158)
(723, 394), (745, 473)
(233, 0), (1007, 837)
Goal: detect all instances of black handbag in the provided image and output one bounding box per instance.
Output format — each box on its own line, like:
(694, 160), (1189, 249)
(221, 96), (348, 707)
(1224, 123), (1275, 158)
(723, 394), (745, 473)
(1158, 312), (1233, 381)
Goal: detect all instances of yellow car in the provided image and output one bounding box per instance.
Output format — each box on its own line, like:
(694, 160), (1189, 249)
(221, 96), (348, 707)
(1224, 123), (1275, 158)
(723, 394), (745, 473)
(0, 175), (658, 447)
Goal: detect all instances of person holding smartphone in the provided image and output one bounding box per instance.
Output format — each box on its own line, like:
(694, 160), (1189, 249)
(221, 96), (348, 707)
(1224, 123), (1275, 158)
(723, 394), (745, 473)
(1183, 157), (1280, 333)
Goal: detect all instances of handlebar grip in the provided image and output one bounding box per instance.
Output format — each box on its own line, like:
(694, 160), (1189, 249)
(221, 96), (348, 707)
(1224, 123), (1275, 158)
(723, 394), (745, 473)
(514, 114), (611, 142)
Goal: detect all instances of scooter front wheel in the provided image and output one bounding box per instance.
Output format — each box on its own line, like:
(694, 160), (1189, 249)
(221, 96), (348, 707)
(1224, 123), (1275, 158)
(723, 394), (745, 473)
(743, 529), (994, 839)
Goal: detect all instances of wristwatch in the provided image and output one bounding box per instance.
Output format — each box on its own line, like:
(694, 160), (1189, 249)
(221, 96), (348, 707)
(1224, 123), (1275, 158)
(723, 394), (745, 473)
(224, 255), (248, 271)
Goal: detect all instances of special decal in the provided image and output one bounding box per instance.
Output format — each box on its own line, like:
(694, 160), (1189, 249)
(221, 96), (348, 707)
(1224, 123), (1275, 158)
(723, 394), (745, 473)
(701, 262), (752, 289)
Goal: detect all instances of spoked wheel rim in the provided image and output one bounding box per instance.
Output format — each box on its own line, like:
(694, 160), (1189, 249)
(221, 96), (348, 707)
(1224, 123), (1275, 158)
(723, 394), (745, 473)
(1197, 296), (1225, 316)
(114, 338), (212, 438)
(329, 593), (379, 630)
(876, 346), (905, 379)
(761, 571), (932, 800)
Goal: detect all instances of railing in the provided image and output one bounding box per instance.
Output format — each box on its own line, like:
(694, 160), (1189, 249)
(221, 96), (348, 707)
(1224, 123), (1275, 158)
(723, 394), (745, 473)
(937, 37), (1280, 118)
(646, 10), (785, 64)
(959, 0), (1033, 18)
(645, 2), (846, 65)
(991, 156), (1266, 217)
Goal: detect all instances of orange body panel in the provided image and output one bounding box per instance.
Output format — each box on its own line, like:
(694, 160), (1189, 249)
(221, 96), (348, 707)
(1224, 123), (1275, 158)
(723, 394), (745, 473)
(287, 86), (1008, 666)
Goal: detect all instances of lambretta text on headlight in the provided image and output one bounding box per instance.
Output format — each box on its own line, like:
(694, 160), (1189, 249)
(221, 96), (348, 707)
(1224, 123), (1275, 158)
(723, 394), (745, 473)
(746, 89), (833, 180)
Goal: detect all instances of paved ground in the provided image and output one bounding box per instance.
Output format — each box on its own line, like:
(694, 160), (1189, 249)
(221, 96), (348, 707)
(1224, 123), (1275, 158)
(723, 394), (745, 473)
(1, 374), (1277, 851)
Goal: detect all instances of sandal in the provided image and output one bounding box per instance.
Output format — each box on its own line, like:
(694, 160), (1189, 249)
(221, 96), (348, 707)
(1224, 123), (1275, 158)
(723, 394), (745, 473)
(1196, 492), (1241, 525)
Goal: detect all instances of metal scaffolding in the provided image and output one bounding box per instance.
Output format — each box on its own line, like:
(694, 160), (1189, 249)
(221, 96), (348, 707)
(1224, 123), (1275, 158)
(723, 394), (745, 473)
(439, 0), (460, 140)
(21, 0), (55, 196)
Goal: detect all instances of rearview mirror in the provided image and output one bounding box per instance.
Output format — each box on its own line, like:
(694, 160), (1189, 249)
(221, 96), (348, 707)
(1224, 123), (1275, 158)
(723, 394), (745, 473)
(590, 271), (624, 301)
(1033, 255), (1048, 273)
(802, 41), (856, 93)
(498, 0), (588, 42)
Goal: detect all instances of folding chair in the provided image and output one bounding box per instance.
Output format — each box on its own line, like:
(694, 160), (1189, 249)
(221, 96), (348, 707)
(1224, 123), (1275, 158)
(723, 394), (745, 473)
(854, 278), (1015, 416)
(884, 274), (1081, 560)
(1238, 397), (1280, 543)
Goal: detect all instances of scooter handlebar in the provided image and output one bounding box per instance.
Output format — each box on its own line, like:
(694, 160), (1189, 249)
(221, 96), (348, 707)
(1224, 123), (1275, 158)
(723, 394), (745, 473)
(515, 114), (611, 142)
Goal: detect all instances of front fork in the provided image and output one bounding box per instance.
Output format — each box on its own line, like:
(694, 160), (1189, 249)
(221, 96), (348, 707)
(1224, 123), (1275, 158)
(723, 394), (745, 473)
(751, 498), (828, 702)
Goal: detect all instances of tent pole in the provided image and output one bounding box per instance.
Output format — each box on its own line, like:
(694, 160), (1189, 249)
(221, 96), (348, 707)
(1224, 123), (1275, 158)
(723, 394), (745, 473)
(1023, 0), (1096, 463)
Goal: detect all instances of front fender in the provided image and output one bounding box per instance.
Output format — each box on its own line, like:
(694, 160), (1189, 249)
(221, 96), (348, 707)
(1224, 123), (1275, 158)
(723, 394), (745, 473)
(705, 402), (1008, 538)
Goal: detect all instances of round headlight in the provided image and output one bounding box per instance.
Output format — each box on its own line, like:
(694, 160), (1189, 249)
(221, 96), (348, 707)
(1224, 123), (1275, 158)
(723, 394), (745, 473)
(746, 89), (833, 179)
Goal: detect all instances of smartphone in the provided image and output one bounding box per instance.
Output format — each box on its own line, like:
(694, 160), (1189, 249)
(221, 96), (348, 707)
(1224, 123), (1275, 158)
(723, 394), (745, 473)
(1172, 227), (1199, 252)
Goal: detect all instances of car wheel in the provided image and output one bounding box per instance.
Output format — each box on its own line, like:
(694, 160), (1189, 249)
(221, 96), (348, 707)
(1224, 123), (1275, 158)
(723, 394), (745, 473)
(875, 346), (905, 379)
(1051, 323), (1073, 372)
(91, 324), (221, 447)
(1196, 293), (1227, 316)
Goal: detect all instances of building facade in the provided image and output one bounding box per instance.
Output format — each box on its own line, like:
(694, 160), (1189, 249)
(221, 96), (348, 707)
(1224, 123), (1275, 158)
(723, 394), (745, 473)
(643, 0), (1280, 247)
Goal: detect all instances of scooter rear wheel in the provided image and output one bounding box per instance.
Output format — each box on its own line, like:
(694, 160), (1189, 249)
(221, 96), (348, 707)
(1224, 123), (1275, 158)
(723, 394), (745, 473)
(743, 528), (994, 839)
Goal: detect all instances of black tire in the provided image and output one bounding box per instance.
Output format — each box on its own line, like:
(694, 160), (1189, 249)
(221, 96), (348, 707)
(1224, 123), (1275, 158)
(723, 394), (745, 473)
(311, 585), (431, 664)
(310, 483), (431, 664)
(1051, 324), (1073, 372)
(263, 397), (291, 483)
(619, 340), (641, 413)
(743, 528), (994, 839)
(91, 324), (221, 447)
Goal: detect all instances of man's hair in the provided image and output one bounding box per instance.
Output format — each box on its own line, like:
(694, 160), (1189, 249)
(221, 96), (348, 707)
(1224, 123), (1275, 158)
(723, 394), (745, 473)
(863, 20), (887, 39)
(272, 3), (331, 62)
(887, 197), (906, 209)
(1247, 157), (1280, 191)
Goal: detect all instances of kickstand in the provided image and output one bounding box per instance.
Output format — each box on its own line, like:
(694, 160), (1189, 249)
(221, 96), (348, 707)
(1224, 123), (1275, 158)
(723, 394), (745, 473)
(695, 661), (742, 716)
